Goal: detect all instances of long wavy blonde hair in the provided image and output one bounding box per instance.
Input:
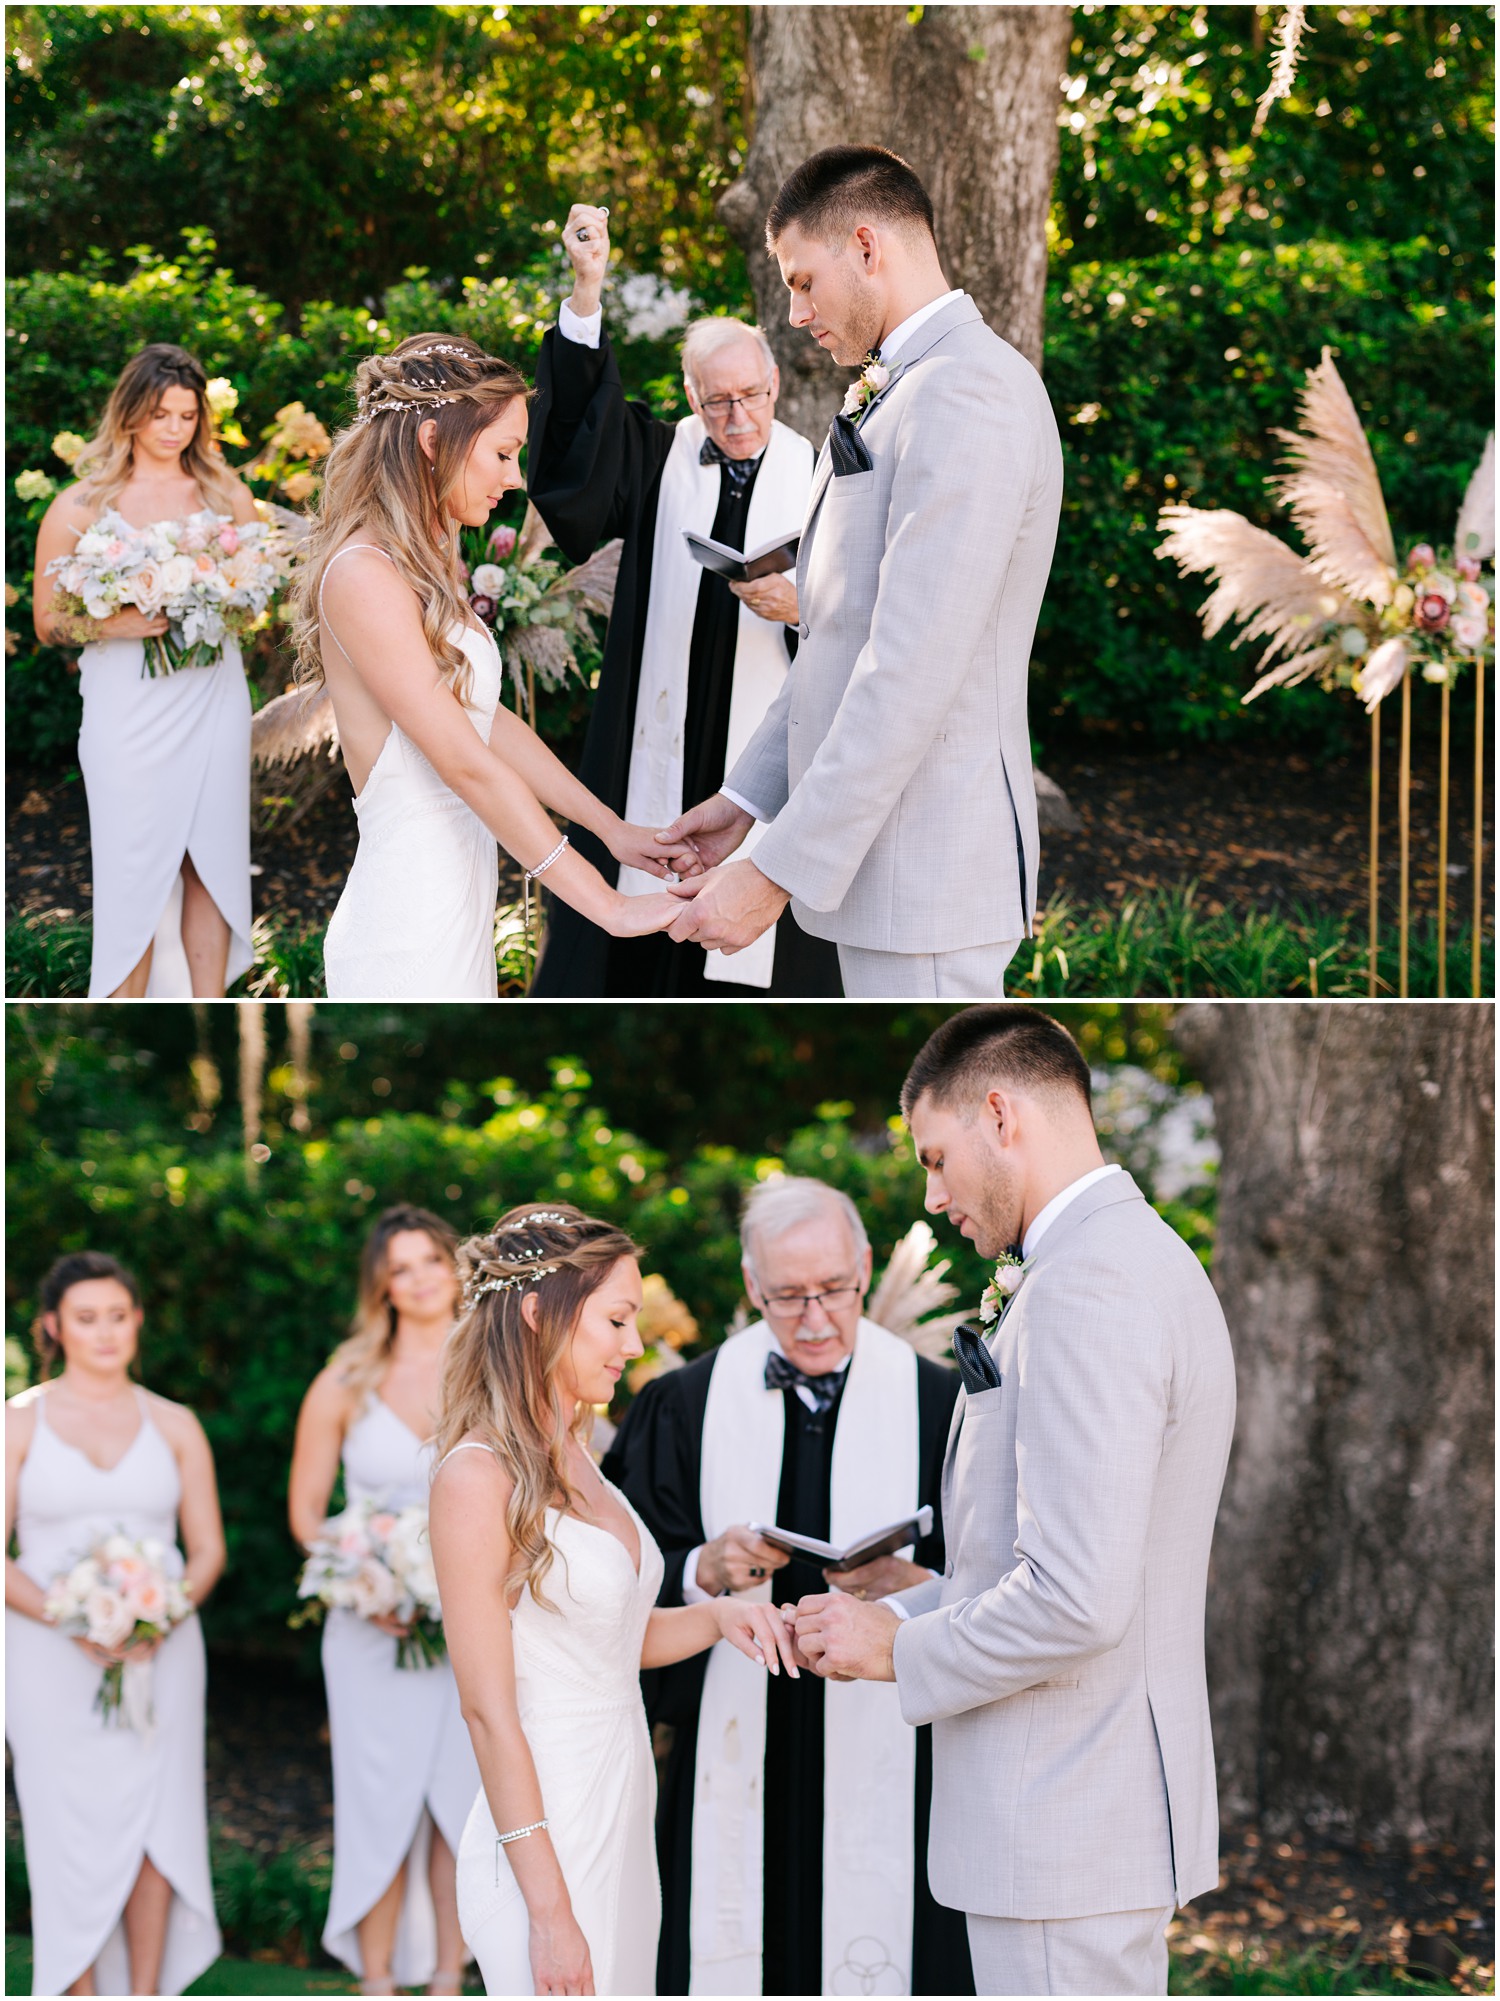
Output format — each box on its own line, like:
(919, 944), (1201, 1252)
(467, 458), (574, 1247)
(435, 1204), (641, 1609)
(288, 333), (529, 703)
(327, 1204), (460, 1403)
(72, 343), (242, 516)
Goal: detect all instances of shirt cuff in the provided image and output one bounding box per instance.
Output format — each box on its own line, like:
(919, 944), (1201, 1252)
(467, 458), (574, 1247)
(721, 786), (771, 824)
(558, 299), (603, 348)
(882, 1596), (911, 1621)
(681, 1544), (713, 1603)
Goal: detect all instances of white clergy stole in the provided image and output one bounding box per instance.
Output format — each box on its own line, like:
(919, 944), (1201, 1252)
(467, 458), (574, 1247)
(615, 413), (813, 989)
(690, 1318), (920, 1994)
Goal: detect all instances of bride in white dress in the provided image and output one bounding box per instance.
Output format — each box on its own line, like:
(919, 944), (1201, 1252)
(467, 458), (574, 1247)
(4, 1253), (226, 1997)
(428, 1205), (799, 1996)
(286, 333), (704, 999)
(31, 343), (258, 998)
(288, 1205), (479, 1996)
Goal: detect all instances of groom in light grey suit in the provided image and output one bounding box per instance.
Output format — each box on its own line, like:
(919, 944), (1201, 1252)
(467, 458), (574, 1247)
(661, 147), (1063, 998)
(793, 1006), (1237, 1996)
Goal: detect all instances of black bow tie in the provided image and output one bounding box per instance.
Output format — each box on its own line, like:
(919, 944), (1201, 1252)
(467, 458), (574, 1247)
(699, 435), (761, 494)
(764, 1349), (844, 1417)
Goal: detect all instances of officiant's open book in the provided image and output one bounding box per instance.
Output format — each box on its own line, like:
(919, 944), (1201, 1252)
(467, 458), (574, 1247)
(683, 527), (800, 583)
(748, 1505), (933, 1573)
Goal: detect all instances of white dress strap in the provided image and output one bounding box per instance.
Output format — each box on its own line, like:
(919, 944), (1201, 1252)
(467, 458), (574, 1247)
(436, 1440), (497, 1470)
(319, 543), (395, 663)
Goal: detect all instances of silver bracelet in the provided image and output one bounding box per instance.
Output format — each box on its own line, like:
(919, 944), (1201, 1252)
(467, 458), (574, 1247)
(524, 836), (570, 885)
(495, 1817), (549, 1883)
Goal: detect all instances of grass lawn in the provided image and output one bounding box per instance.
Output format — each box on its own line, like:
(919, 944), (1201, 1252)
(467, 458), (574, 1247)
(6, 887), (1491, 1000)
(5, 1936), (357, 1992)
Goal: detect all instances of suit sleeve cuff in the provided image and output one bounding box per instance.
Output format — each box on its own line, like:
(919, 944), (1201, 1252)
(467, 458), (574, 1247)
(681, 1544), (713, 1603)
(558, 300), (603, 348)
(721, 786), (771, 824)
(882, 1595), (911, 1621)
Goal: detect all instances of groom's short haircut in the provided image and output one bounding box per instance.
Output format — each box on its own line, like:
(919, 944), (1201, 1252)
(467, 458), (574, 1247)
(901, 1007), (1093, 1121)
(766, 145), (936, 250)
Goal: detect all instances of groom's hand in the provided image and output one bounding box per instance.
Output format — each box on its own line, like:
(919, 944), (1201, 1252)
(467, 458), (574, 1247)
(655, 792), (753, 871)
(666, 860), (789, 953)
(791, 1590), (899, 1682)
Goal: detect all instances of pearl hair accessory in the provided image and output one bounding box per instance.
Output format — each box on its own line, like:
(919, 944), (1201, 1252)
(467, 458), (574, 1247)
(498, 1212), (572, 1230)
(462, 1262), (559, 1310)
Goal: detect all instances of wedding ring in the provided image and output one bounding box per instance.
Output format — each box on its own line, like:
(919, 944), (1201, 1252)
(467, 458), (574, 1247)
(663, 868), (681, 886)
(749, 1566), (764, 1578)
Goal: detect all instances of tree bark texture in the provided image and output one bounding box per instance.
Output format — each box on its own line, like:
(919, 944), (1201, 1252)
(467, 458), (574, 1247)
(720, 6), (1072, 439)
(1175, 1003), (1494, 1849)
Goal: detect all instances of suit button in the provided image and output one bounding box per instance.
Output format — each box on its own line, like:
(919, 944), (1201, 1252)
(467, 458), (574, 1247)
(797, 621), (810, 640)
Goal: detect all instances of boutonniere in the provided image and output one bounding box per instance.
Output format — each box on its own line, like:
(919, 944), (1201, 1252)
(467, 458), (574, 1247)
(979, 1249), (1028, 1326)
(840, 353), (892, 422)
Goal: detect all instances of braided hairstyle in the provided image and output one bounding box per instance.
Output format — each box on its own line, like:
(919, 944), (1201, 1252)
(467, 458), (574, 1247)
(289, 332), (530, 703)
(435, 1203), (642, 1608)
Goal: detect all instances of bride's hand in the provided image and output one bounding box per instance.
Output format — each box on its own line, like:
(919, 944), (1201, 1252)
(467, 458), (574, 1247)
(603, 889), (695, 939)
(606, 819), (704, 880)
(713, 1597), (801, 1678)
(529, 1902), (595, 1996)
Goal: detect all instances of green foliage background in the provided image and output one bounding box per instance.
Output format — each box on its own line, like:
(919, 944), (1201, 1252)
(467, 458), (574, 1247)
(6, 1002), (1213, 1656)
(5, 5), (1493, 766)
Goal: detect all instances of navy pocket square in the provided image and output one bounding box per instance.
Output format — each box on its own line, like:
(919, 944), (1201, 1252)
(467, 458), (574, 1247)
(953, 1321), (1003, 1397)
(828, 412), (873, 477)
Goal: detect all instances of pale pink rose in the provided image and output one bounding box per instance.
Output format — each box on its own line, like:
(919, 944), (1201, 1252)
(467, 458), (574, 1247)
(129, 1574), (168, 1624)
(194, 551), (218, 577)
(1459, 580), (1490, 614)
(218, 525), (240, 555)
(104, 539), (127, 563)
(1407, 543), (1436, 570)
(840, 382), (863, 418)
(1452, 613), (1487, 652)
(1456, 553), (1482, 581)
(348, 1557), (402, 1621)
(86, 1585), (134, 1651)
(369, 1512), (398, 1542)
(336, 1524), (369, 1558)
(180, 524), (208, 554)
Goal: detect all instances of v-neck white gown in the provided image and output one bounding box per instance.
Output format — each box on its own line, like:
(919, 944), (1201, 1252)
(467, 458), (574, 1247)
(453, 1474), (665, 1996)
(4, 1391), (221, 1997)
(319, 546), (505, 998)
(320, 1397), (481, 1988)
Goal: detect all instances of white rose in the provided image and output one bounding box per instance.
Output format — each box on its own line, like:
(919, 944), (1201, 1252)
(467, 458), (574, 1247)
(1452, 613), (1487, 653)
(1460, 580), (1490, 614)
(158, 555), (195, 598)
(471, 563), (506, 597)
(348, 1557), (402, 1621)
(67, 1558), (101, 1600)
(84, 594), (115, 622)
(840, 382), (863, 418)
(994, 1264), (1025, 1297)
(1425, 571), (1458, 604)
(864, 362), (891, 392)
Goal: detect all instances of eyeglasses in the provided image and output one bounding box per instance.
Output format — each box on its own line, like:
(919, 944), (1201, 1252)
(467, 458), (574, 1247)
(751, 1272), (863, 1321)
(700, 385), (774, 417)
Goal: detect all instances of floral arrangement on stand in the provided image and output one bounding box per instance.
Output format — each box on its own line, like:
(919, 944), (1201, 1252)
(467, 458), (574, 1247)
(1156, 350), (1494, 996)
(291, 1497), (446, 1670)
(461, 505), (620, 732)
(45, 1533), (194, 1729)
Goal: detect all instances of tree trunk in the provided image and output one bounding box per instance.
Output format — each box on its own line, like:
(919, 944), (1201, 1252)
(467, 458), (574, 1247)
(1174, 1002), (1494, 1850)
(720, 5), (1072, 439)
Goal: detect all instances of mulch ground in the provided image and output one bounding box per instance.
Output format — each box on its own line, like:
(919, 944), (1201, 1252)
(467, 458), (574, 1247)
(10, 740), (1492, 948)
(1172, 1819), (1494, 1989)
(1036, 738), (1493, 931)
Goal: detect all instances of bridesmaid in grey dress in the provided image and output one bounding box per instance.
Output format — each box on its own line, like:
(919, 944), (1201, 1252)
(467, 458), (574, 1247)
(4, 1252), (225, 1997)
(288, 1205), (479, 1997)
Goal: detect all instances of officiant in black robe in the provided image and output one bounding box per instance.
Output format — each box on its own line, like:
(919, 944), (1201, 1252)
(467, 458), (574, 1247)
(525, 200), (841, 999)
(601, 1180), (973, 1998)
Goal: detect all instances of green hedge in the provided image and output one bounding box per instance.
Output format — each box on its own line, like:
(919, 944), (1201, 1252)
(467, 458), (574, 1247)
(9, 234), (1488, 766)
(6, 1062), (1213, 1655)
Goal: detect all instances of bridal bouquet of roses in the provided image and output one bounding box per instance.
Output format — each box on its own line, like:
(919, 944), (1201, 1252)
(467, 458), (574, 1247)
(292, 1498), (446, 1669)
(44, 1532), (194, 1729)
(45, 505), (294, 679)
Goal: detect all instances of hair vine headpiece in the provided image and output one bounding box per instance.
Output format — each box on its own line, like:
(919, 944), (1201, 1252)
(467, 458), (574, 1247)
(462, 1261), (560, 1311)
(499, 1212), (571, 1231)
(403, 344), (472, 361)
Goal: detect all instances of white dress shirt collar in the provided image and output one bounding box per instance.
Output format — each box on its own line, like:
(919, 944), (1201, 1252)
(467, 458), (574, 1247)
(878, 288), (965, 366)
(1022, 1163), (1124, 1260)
